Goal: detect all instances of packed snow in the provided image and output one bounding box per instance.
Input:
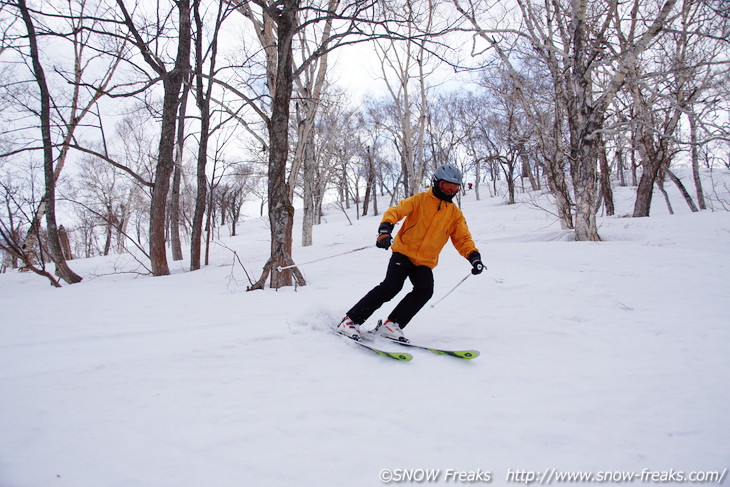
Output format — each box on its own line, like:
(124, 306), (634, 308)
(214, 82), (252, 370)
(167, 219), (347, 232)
(1, 179), (729, 487)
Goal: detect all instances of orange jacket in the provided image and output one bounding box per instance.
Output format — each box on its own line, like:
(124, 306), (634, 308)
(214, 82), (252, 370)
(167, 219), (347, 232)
(382, 190), (478, 268)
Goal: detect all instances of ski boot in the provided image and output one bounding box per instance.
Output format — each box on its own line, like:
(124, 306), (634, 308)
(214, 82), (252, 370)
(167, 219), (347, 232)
(335, 316), (362, 341)
(374, 319), (409, 343)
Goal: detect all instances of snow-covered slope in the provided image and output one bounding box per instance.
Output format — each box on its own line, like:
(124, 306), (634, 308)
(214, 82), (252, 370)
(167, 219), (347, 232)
(1, 182), (728, 487)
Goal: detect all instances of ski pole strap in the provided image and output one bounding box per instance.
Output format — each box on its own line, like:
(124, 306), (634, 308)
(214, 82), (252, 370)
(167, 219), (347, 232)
(430, 272), (472, 308)
(276, 245), (375, 272)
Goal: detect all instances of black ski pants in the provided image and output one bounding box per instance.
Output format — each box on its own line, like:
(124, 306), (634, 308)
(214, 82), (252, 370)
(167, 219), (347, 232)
(347, 252), (434, 328)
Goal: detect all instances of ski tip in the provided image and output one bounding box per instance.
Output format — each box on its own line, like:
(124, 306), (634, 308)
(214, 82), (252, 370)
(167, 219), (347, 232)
(454, 350), (480, 359)
(431, 349), (480, 359)
(368, 348), (413, 361)
(370, 346), (413, 361)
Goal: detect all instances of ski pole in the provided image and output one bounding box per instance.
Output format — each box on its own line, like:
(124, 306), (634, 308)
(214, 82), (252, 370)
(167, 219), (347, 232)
(276, 245), (375, 272)
(430, 272), (472, 308)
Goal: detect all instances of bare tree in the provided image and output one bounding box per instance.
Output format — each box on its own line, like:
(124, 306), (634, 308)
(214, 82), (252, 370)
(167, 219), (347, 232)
(357, 110), (390, 217)
(675, 0), (728, 211)
(203, 127), (240, 265)
(234, 0), (306, 289)
(235, 0), (414, 290)
(0, 172), (61, 286)
(190, 0), (237, 270)
(1, 0), (124, 283)
(292, 1), (337, 247)
(373, 0), (436, 198)
(453, 0), (681, 240)
(425, 92), (468, 178)
(115, 0), (192, 276)
(13, 0), (82, 283)
(627, 0), (728, 216)
(363, 98), (408, 203)
(223, 164), (257, 236)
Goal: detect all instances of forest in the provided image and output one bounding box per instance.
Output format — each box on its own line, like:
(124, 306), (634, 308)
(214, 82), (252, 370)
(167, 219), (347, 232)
(0, 0), (728, 288)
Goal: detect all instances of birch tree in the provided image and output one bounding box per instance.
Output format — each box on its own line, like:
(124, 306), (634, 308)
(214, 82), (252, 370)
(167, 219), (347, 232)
(293, 0), (337, 247)
(626, 0), (728, 215)
(453, 0), (680, 240)
(373, 0), (435, 197)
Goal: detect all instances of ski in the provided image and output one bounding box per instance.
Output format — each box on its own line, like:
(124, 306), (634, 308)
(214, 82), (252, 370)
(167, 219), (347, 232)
(332, 329), (413, 361)
(367, 330), (479, 359)
(389, 340), (480, 359)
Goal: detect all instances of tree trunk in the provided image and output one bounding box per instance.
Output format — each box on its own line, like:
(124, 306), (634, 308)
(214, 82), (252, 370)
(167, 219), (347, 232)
(147, 0), (191, 276)
(598, 135), (614, 216)
(170, 77), (190, 262)
(633, 131), (665, 217)
(544, 153), (574, 230)
(616, 147), (626, 187)
(520, 152), (539, 192)
(149, 85), (183, 275)
(249, 0), (305, 290)
(267, 5), (296, 288)
(502, 158), (517, 205)
(688, 113), (706, 210)
(103, 208), (114, 256)
(190, 101), (210, 271)
(633, 170), (657, 217)
(474, 160), (481, 201)
(665, 167), (698, 213)
(567, 0), (601, 241)
(656, 169), (674, 214)
(362, 147), (375, 216)
(372, 173), (378, 216)
(18, 0), (82, 284)
(315, 173), (326, 223)
(301, 130), (316, 246)
(570, 137), (600, 240)
(204, 181), (214, 266)
(58, 225), (74, 260)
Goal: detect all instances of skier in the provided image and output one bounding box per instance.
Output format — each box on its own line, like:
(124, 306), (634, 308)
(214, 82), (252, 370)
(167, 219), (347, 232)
(336, 164), (484, 342)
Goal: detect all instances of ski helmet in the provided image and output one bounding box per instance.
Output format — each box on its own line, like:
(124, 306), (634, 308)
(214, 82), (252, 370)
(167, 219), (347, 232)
(432, 164), (463, 186)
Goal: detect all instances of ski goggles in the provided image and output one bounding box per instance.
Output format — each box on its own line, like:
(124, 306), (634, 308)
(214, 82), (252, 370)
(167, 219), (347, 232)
(438, 180), (461, 196)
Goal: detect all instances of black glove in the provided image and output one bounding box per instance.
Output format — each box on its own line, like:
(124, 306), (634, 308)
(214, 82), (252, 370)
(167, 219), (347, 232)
(468, 251), (485, 275)
(376, 222), (394, 250)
